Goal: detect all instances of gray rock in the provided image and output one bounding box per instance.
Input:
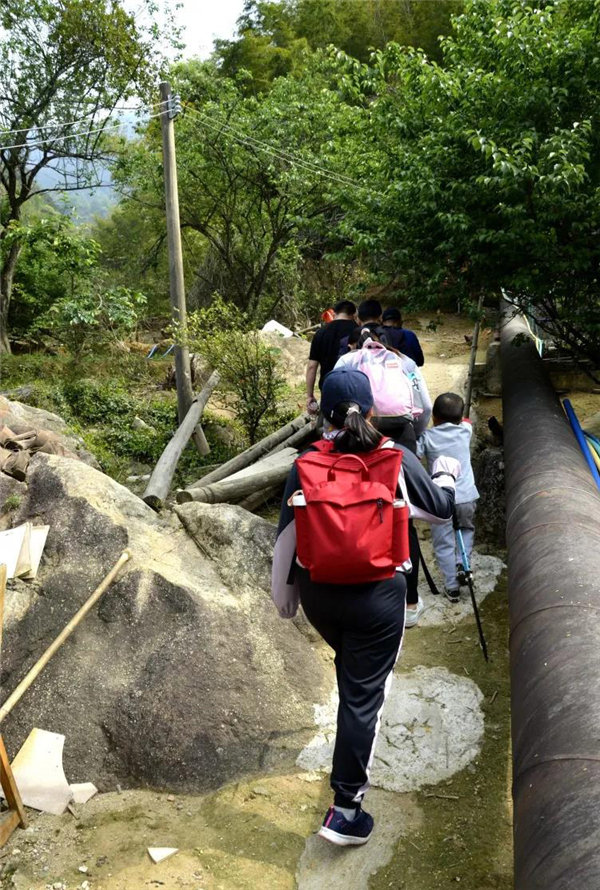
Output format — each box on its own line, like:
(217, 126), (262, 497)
(131, 416), (154, 432)
(175, 501), (277, 591)
(1, 453), (325, 793)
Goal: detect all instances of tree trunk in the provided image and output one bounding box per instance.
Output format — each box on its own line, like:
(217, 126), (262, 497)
(0, 241), (22, 354)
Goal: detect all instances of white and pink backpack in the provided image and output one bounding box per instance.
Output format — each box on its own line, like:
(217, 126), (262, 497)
(339, 339), (423, 419)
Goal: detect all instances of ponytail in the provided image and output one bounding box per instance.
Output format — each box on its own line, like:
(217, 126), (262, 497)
(330, 401), (382, 453)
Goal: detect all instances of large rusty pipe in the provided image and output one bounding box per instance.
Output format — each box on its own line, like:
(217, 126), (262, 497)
(501, 306), (600, 889)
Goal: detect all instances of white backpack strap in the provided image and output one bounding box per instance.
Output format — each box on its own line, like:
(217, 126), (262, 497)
(380, 440), (410, 502)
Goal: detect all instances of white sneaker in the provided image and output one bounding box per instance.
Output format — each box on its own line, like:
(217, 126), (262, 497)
(405, 596), (424, 628)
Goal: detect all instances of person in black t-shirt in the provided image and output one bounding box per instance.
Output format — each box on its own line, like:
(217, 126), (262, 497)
(305, 300), (357, 414)
(337, 299), (382, 358)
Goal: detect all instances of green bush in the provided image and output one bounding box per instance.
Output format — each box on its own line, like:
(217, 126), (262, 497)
(61, 379), (134, 425)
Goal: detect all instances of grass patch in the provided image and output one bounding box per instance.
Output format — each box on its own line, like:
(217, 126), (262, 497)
(0, 353), (245, 486)
(1, 351), (299, 488)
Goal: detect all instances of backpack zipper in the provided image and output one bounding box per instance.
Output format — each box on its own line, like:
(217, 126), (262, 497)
(377, 498), (384, 522)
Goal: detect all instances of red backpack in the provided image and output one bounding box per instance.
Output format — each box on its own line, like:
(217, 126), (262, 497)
(291, 439), (409, 585)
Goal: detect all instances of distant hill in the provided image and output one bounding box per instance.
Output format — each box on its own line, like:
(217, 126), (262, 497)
(35, 163), (118, 223)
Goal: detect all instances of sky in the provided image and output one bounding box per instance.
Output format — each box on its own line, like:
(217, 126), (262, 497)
(172, 0), (247, 59)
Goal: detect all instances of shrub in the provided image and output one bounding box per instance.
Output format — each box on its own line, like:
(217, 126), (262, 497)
(186, 296), (286, 444)
(61, 379), (133, 425)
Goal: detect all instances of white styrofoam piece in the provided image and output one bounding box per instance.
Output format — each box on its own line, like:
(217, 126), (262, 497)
(70, 782), (98, 804)
(261, 320), (294, 337)
(0, 728), (73, 815)
(148, 847), (179, 864)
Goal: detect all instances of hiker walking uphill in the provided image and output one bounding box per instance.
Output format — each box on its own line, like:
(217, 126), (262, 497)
(334, 328), (431, 452)
(334, 330), (433, 625)
(380, 306), (425, 366)
(337, 298), (382, 356)
(271, 368), (459, 847)
(305, 300), (357, 415)
(417, 392), (480, 602)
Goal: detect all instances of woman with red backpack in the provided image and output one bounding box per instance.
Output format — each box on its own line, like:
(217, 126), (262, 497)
(335, 328), (434, 626)
(271, 368), (459, 846)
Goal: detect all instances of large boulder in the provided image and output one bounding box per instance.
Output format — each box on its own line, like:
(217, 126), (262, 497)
(1, 453), (326, 792)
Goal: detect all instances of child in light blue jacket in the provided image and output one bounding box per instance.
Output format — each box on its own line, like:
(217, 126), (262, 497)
(417, 392), (479, 601)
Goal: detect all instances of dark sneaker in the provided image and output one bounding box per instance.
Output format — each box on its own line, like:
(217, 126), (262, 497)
(444, 588), (460, 603)
(318, 806), (374, 846)
(456, 563), (467, 586)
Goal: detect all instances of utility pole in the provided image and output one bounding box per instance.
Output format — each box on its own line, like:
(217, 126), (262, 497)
(159, 80), (209, 455)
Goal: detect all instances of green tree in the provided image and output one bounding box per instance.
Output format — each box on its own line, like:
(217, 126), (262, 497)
(6, 207), (101, 337)
(329, 0), (600, 366)
(186, 296), (285, 443)
(116, 57), (356, 320)
(34, 285), (147, 358)
(0, 0), (172, 352)
(215, 0), (463, 93)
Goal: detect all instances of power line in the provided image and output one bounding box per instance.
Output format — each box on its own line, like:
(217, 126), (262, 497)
(0, 108), (166, 153)
(0, 100), (169, 138)
(182, 104), (384, 198)
(185, 104), (377, 194)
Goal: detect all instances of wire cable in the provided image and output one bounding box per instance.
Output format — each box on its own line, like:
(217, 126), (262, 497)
(0, 99), (169, 139)
(186, 104), (375, 192)
(0, 108), (166, 153)
(182, 103), (384, 197)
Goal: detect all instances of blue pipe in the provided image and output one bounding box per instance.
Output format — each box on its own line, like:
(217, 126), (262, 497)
(563, 399), (600, 491)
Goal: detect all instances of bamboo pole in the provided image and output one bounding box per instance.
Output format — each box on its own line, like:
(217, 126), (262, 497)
(0, 550), (131, 725)
(266, 421), (315, 456)
(181, 414), (311, 495)
(143, 371), (220, 511)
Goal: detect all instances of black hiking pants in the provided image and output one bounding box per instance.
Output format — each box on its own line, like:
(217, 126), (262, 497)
(298, 568), (406, 807)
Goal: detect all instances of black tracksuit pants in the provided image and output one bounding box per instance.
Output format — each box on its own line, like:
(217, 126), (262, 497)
(298, 568), (406, 807)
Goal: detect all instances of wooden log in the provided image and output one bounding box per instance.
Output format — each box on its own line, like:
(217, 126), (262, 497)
(182, 413), (311, 493)
(143, 371), (220, 511)
(238, 484), (282, 513)
(267, 422), (315, 456)
(192, 425), (210, 456)
(177, 450), (296, 504)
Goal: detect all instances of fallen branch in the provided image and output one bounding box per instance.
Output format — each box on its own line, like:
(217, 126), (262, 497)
(143, 371), (220, 511)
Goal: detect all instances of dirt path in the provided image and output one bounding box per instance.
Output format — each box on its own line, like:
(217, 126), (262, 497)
(1, 315), (516, 890)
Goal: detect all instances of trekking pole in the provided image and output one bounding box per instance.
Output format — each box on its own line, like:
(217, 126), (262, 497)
(453, 514), (488, 661)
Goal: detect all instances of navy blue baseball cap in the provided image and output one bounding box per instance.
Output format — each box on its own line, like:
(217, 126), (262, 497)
(320, 368), (374, 421)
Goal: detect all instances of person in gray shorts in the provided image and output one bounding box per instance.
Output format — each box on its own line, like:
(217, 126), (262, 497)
(417, 392), (479, 601)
